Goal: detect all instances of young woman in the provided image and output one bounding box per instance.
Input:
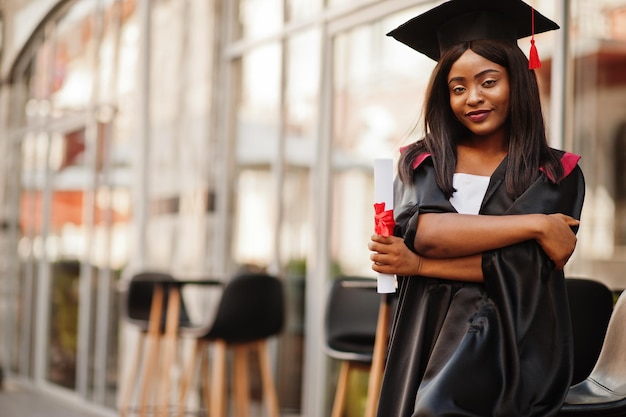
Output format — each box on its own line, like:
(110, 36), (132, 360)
(368, 1), (585, 416)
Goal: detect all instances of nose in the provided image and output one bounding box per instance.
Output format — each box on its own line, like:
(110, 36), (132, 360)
(467, 87), (484, 106)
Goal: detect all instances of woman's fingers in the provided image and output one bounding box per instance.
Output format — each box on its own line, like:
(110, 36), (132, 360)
(550, 213), (580, 227)
(370, 235), (423, 275)
(538, 214), (579, 269)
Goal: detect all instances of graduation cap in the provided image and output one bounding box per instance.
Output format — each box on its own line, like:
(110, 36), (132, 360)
(387, 0), (559, 69)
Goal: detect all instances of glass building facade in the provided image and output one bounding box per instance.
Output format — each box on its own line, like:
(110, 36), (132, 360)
(0, 0), (625, 415)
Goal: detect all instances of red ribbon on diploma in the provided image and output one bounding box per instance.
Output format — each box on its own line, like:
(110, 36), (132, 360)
(374, 202), (395, 237)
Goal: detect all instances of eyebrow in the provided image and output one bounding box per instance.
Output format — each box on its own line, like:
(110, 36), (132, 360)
(448, 69), (501, 85)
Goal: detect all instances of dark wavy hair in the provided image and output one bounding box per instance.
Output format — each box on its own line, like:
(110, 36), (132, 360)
(398, 39), (563, 199)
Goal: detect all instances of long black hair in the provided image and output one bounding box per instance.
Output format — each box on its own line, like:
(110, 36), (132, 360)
(398, 39), (563, 199)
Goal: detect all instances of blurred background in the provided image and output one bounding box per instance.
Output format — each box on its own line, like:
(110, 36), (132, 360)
(0, 0), (625, 416)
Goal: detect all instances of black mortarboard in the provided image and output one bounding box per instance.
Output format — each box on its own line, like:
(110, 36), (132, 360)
(387, 0), (559, 67)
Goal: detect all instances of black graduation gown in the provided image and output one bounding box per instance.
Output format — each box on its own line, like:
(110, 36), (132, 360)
(376, 152), (585, 417)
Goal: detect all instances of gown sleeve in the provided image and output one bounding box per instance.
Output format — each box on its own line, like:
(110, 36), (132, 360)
(393, 154), (455, 251)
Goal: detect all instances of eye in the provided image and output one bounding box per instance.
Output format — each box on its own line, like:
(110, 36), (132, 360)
(451, 85), (466, 95)
(482, 79), (497, 88)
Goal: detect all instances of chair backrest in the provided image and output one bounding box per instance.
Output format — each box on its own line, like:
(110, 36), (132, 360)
(324, 277), (383, 363)
(559, 289), (626, 414)
(566, 278), (614, 384)
(124, 271), (191, 331)
(205, 272), (285, 343)
(587, 289), (626, 390)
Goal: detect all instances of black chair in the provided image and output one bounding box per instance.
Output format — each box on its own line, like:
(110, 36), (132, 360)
(566, 278), (614, 384)
(324, 276), (395, 417)
(176, 272), (284, 417)
(119, 271), (193, 417)
(558, 289), (626, 416)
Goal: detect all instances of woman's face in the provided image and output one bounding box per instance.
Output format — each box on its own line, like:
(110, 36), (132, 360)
(447, 49), (510, 140)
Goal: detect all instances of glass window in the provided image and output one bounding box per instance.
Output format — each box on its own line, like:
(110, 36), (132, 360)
(569, 0), (626, 287)
(6, 0), (136, 406)
(331, 7), (435, 278)
(235, 0), (283, 40)
(233, 42), (282, 268)
(29, 37), (54, 102)
(146, 0), (215, 270)
(49, 1), (96, 112)
(287, 0), (322, 22)
(277, 29), (321, 413)
(96, 0), (122, 104)
(234, 169), (275, 265)
(285, 30), (321, 141)
(327, 0), (368, 9)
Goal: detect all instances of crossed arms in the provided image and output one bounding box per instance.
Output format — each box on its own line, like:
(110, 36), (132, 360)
(369, 213), (579, 282)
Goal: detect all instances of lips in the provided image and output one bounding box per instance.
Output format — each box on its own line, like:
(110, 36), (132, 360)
(466, 110), (491, 122)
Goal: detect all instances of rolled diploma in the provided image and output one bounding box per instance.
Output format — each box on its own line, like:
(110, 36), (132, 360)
(374, 158), (396, 293)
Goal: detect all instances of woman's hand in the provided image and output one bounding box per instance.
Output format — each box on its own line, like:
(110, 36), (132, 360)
(536, 214), (579, 270)
(369, 234), (484, 281)
(369, 234), (423, 276)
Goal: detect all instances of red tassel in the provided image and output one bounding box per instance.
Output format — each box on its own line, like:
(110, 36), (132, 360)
(529, 38), (541, 69)
(528, 7), (541, 70)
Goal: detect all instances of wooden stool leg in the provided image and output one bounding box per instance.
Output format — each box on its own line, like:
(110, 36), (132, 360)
(211, 340), (227, 417)
(157, 288), (181, 417)
(139, 285), (164, 417)
(257, 340), (280, 417)
(233, 344), (250, 417)
(176, 339), (198, 417)
(119, 332), (144, 417)
(201, 342), (211, 414)
(331, 361), (351, 417)
(365, 296), (391, 417)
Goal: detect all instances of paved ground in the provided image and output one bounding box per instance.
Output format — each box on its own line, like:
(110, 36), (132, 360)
(0, 378), (298, 417)
(0, 379), (116, 417)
